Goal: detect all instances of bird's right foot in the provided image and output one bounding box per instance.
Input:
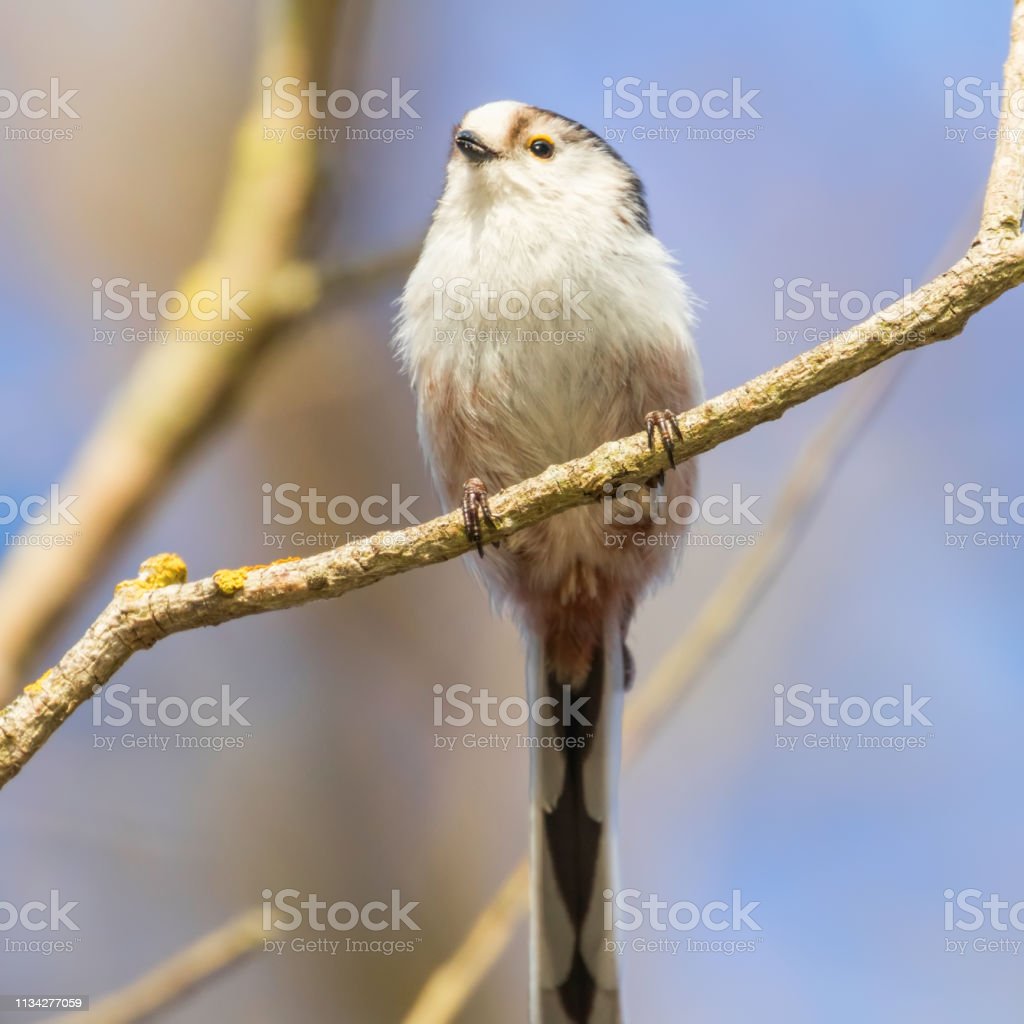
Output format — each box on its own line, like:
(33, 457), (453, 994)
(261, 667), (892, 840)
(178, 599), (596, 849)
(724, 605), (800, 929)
(461, 478), (497, 557)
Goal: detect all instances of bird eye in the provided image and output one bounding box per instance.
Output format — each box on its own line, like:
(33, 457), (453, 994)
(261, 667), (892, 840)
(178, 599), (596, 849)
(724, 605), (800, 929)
(526, 134), (555, 159)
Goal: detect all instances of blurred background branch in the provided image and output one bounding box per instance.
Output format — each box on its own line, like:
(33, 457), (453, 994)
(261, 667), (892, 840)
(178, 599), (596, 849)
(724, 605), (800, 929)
(47, 909), (266, 1024)
(0, 0), (418, 702)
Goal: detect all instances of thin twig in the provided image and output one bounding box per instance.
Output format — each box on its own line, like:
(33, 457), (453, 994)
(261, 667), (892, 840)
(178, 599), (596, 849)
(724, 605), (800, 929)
(46, 910), (265, 1024)
(401, 862), (532, 1024)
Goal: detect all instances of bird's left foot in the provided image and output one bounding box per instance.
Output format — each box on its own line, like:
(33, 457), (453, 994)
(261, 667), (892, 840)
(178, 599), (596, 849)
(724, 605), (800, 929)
(645, 409), (684, 487)
(462, 478), (497, 557)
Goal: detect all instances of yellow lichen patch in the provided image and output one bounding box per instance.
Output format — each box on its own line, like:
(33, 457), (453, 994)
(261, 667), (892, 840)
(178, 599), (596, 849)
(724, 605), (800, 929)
(23, 669), (52, 696)
(116, 553), (188, 594)
(213, 568), (250, 596)
(139, 553), (188, 587)
(212, 556), (301, 596)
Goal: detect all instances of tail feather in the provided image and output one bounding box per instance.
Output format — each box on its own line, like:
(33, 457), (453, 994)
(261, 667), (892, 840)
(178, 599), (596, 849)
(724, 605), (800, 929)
(528, 615), (624, 1024)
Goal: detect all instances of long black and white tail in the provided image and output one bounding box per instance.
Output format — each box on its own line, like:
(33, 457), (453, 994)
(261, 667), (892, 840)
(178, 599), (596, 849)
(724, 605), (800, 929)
(527, 615), (625, 1024)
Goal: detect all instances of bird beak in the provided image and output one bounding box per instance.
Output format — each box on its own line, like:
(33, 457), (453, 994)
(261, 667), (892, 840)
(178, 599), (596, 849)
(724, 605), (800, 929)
(454, 129), (496, 164)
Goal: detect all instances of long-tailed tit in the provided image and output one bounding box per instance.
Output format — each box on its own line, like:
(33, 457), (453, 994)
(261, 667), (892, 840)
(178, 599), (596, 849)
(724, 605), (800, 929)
(396, 100), (702, 1024)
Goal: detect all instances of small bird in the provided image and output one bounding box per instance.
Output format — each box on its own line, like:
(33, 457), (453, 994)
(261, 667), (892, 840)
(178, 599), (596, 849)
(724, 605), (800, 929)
(395, 100), (702, 1023)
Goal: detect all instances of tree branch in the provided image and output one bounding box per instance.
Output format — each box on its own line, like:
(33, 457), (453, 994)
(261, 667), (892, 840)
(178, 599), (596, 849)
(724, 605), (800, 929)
(3, 4), (1024, 798)
(3, 239), (1021, 790)
(981, 0), (1024, 239)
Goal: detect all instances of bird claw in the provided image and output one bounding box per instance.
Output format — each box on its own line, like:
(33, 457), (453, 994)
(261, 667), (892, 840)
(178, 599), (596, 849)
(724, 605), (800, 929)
(462, 478), (497, 557)
(645, 409), (683, 484)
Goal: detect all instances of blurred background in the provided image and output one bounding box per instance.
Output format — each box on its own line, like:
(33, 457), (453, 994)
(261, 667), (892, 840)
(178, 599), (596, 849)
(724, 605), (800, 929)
(1, 0), (1023, 1020)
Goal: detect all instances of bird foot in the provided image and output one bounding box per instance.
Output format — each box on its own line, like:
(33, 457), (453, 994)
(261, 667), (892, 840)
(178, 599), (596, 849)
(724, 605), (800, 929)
(462, 478), (498, 557)
(644, 409), (683, 487)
